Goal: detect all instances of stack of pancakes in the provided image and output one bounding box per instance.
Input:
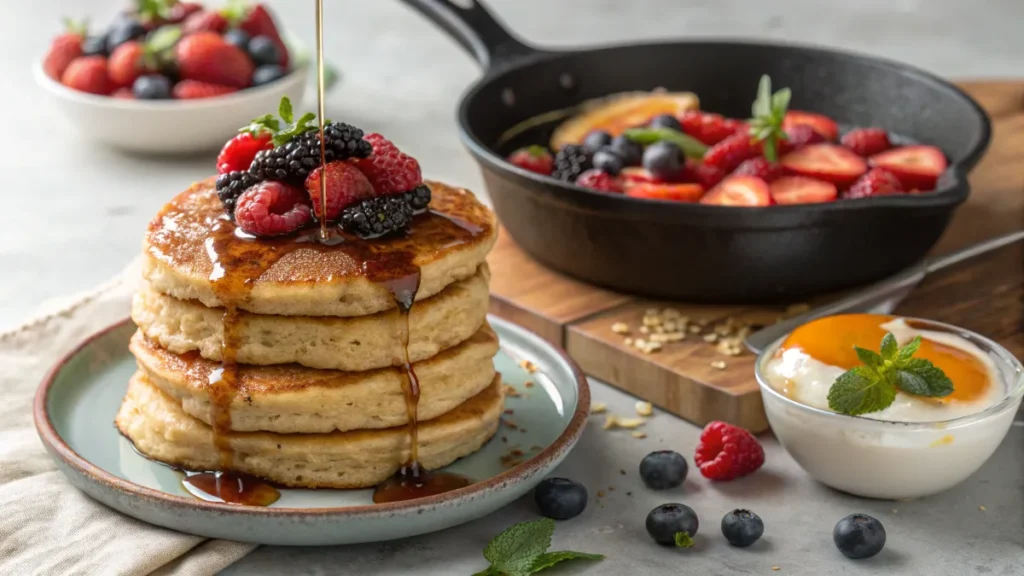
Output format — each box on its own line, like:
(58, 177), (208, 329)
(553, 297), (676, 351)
(116, 179), (502, 489)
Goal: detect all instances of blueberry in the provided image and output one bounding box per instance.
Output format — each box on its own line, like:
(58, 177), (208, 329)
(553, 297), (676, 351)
(106, 19), (146, 52)
(248, 35), (282, 67)
(252, 65), (287, 86)
(224, 29), (252, 50)
(81, 36), (108, 57)
(649, 113), (683, 132)
(639, 450), (688, 490)
(132, 75), (172, 100)
(582, 130), (612, 154)
(609, 135), (643, 166)
(534, 477), (588, 520)
(833, 514), (886, 559)
(721, 509), (764, 547)
(592, 149), (624, 176)
(642, 141), (683, 180)
(646, 503), (699, 546)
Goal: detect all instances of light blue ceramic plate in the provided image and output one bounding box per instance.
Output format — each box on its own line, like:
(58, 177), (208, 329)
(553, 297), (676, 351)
(34, 315), (589, 546)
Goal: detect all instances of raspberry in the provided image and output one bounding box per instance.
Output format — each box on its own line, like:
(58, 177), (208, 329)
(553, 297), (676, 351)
(779, 124), (826, 154)
(575, 169), (622, 193)
(217, 132), (273, 174)
(305, 161), (375, 221)
(234, 181), (311, 236)
(679, 111), (745, 146)
(702, 133), (759, 173)
(732, 157), (783, 182)
(352, 133), (422, 195)
(841, 128), (891, 157)
(682, 160), (725, 189)
(694, 421), (765, 481)
(507, 145), (554, 176)
(843, 168), (904, 199)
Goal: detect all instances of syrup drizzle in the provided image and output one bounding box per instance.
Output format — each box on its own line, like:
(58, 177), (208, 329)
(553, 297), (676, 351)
(314, 0), (329, 241)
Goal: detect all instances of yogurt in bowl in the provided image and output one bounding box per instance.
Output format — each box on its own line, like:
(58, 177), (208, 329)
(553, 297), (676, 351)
(756, 313), (1023, 500)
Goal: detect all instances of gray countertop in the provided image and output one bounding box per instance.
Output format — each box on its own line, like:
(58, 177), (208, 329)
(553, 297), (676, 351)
(6, 1), (1023, 574)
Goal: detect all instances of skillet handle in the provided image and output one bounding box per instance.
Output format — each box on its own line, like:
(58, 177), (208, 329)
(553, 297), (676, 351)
(399, 0), (539, 70)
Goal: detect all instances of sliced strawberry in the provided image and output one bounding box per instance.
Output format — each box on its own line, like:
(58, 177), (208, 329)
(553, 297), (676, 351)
(681, 160), (725, 190)
(770, 176), (838, 205)
(620, 167), (665, 185)
(783, 111), (839, 142)
(678, 111), (745, 146)
(844, 168), (904, 199)
(703, 133), (759, 174)
(699, 176), (772, 207)
(780, 144), (867, 188)
(626, 182), (704, 203)
(868, 145), (947, 192)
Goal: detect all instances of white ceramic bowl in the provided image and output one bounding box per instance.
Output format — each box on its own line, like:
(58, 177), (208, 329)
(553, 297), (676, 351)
(755, 317), (1023, 500)
(34, 49), (308, 154)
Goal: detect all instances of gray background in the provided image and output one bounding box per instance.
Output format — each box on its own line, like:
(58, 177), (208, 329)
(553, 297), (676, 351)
(5, 1), (1023, 575)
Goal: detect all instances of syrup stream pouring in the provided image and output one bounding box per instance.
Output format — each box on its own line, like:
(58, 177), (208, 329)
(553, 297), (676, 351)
(744, 230), (1024, 354)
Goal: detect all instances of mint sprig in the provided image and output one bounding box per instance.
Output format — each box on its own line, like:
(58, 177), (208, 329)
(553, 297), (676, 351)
(473, 518), (604, 576)
(622, 127), (707, 159)
(827, 333), (954, 416)
(239, 97), (319, 146)
(747, 75), (791, 162)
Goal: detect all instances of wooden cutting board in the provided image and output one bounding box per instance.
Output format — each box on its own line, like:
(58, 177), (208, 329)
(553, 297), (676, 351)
(486, 81), (1024, 432)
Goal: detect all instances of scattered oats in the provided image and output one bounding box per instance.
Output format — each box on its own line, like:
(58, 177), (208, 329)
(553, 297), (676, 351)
(635, 401), (653, 417)
(663, 321), (677, 332)
(519, 359), (538, 373)
(502, 418), (519, 430)
(650, 331), (684, 343)
(786, 303), (810, 315)
(653, 325), (666, 334)
(503, 384), (521, 398)
(639, 341), (663, 354)
(979, 505), (987, 511)
(645, 308), (659, 316)
(688, 324), (702, 334)
(711, 360), (727, 370)
(661, 308), (680, 319)
(615, 417), (646, 429)
(642, 315), (662, 328)
(596, 491), (606, 498)
(697, 318), (710, 327)
(714, 322), (733, 336)
(611, 322), (630, 334)
(619, 469), (627, 476)
(703, 333), (718, 343)
(772, 566), (780, 572)
(591, 403), (608, 414)
(524, 381), (534, 388)
(623, 337), (634, 346)
(639, 326), (651, 334)
(603, 414), (619, 430)
(631, 431), (647, 439)
(716, 338), (743, 356)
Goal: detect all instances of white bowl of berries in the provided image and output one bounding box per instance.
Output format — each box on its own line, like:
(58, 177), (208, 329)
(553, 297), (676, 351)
(35, 1), (316, 154)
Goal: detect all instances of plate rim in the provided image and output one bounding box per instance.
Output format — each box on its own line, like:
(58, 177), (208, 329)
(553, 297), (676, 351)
(33, 315), (591, 518)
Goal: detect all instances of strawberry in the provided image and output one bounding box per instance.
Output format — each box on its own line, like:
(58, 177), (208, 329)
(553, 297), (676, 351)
(770, 176), (838, 205)
(626, 182), (704, 202)
(352, 133), (422, 195)
(700, 176), (772, 207)
(844, 168), (904, 199)
(868, 145), (947, 191)
(182, 10), (228, 35)
(108, 41), (147, 88)
(779, 124), (826, 155)
(233, 3), (289, 68)
(780, 144), (867, 188)
(305, 161), (376, 221)
(112, 87), (135, 99)
(172, 80), (238, 99)
(681, 160), (725, 190)
(175, 32), (253, 88)
(841, 128), (891, 157)
(678, 111), (745, 146)
(782, 110), (839, 141)
(576, 169), (623, 193)
(732, 157), (783, 182)
(620, 167), (665, 185)
(168, 2), (203, 23)
(702, 133), (759, 174)
(43, 20), (85, 80)
(61, 56), (113, 95)
(217, 132), (273, 174)
(507, 146), (554, 176)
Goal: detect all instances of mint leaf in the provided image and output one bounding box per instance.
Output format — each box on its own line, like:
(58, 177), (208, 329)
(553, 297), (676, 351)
(529, 551), (604, 573)
(674, 532), (695, 548)
(896, 358), (954, 397)
(622, 128), (708, 159)
(880, 332), (899, 360)
(278, 96), (294, 124)
(483, 518), (554, 576)
(747, 74), (789, 162)
(239, 113), (280, 136)
(854, 346), (884, 371)
(471, 568), (501, 576)
(752, 75), (772, 118)
(771, 88), (792, 117)
(894, 336), (922, 364)
(827, 366), (897, 416)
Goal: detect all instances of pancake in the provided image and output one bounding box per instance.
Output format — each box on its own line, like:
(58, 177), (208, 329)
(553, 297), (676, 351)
(116, 372), (504, 489)
(142, 178), (497, 317)
(132, 264), (490, 371)
(131, 324), (499, 434)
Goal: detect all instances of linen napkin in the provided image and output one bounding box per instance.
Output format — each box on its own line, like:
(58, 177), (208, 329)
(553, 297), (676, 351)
(0, 258), (255, 576)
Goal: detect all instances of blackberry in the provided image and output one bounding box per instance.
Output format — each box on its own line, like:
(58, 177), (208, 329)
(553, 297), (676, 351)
(216, 171), (260, 215)
(406, 185), (431, 213)
(340, 195), (415, 239)
(551, 145), (592, 183)
(249, 123), (373, 183)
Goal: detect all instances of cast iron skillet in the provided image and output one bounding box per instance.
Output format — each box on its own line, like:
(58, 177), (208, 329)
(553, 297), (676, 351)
(401, 0), (991, 303)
